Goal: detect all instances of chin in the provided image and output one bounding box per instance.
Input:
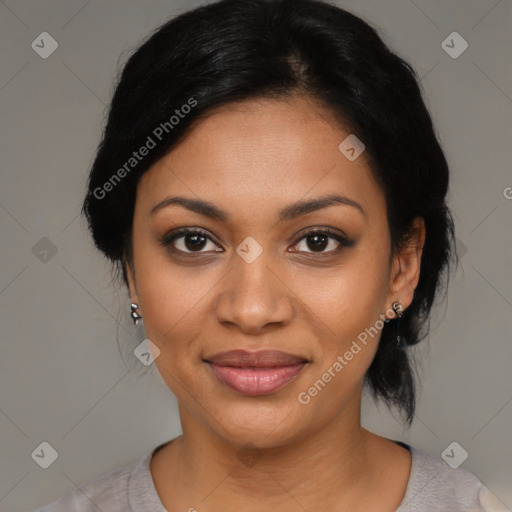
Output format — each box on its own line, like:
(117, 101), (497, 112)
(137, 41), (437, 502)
(210, 402), (310, 450)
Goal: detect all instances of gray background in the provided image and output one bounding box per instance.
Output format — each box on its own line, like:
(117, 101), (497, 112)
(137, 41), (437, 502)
(0, 0), (511, 510)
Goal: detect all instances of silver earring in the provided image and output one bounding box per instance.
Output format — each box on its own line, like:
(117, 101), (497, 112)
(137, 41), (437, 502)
(130, 303), (142, 326)
(392, 301), (404, 347)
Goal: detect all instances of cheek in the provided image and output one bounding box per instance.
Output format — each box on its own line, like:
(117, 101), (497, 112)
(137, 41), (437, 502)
(295, 279), (385, 417)
(138, 266), (210, 404)
(291, 247), (390, 380)
(295, 251), (389, 336)
(134, 241), (209, 334)
(132, 252), (217, 387)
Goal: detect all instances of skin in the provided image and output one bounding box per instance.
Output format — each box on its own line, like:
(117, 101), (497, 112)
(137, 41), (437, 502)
(126, 93), (425, 512)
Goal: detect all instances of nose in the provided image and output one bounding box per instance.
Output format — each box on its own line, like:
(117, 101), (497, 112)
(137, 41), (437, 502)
(213, 249), (295, 335)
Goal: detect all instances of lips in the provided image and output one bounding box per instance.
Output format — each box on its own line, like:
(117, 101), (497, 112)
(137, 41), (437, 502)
(205, 349), (307, 368)
(204, 350), (308, 396)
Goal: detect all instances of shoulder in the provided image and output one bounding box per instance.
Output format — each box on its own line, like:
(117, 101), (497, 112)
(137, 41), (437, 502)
(397, 444), (503, 512)
(31, 454), (145, 512)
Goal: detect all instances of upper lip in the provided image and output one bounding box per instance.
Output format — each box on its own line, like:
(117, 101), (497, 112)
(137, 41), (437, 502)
(204, 349), (308, 368)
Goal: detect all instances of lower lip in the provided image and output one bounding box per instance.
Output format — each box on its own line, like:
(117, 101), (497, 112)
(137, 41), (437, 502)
(207, 363), (306, 396)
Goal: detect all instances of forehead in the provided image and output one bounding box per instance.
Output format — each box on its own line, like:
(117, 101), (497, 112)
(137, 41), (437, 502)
(136, 95), (386, 221)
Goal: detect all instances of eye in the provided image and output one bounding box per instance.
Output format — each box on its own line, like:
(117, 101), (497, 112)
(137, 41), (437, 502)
(161, 228), (223, 254)
(160, 227), (354, 257)
(290, 228), (354, 254)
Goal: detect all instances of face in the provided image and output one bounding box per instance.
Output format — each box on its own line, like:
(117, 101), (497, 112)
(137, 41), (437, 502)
(126, 94), (424, 449)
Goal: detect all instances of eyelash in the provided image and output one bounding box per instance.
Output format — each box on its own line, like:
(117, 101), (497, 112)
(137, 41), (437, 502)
(160, 227), (354, 256)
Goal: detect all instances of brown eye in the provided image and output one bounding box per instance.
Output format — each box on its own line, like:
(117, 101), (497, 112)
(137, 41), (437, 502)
(304, 233), (330, 252)
(161, 228), (223, 254)
(290, 229), (355, 254)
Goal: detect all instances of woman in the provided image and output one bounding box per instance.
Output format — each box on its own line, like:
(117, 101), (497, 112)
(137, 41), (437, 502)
(35, 0), (501, 510)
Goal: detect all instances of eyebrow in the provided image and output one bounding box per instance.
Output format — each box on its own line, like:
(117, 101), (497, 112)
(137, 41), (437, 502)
(150, 193), (366, 222)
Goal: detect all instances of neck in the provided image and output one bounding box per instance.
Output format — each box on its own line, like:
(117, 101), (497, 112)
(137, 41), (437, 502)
(152, 391), (393, 511)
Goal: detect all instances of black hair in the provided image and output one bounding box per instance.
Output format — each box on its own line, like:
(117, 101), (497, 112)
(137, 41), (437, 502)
(82, 0), (457, 426)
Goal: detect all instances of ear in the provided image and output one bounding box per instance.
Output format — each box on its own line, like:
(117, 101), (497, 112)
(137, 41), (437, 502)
(124, 259), (140, 305)
(386, 216), (426, 316)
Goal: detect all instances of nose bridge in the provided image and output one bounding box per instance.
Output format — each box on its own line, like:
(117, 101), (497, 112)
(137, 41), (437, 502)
(214, 243), (294, 332)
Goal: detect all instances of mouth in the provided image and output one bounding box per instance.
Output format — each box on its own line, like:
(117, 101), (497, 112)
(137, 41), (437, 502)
(203, 349), (309, 396)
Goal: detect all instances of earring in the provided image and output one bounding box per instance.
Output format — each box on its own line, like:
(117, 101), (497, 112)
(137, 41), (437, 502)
(130, 302), (142, 326)
(392, 301), (404, 347)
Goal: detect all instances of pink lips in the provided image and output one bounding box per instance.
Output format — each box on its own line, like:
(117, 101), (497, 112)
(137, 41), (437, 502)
(204, 349), (308, 396)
